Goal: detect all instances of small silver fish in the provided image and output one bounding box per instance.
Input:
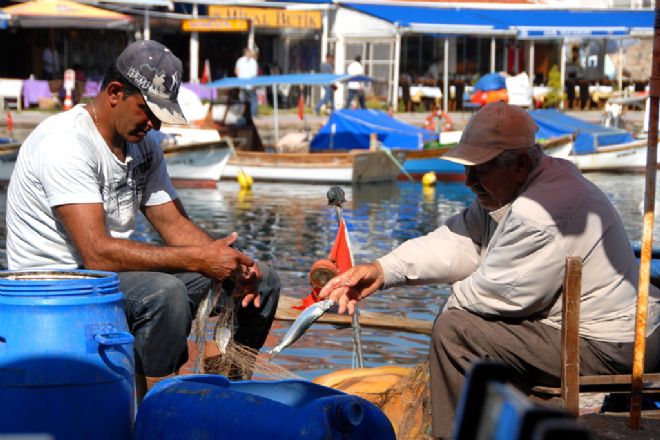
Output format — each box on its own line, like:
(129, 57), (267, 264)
(268, 299), (336, 357)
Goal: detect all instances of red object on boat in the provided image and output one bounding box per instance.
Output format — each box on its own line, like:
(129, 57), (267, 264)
(295, 218), (354, 310)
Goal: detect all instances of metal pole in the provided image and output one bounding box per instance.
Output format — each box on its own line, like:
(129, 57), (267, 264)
(189, 3), (199, 83)
(560, 39), (566, 111)
(392, 28), (401, 112)
(630, 2), (660, 429)
(529, 40), (535, 106)
(143, 7), (150, 41)
(321, 10), (329, 62)
(490, 37), (496, 72)
(618, 40), (624, 94)
(443, 37), (449, 113)
(272, 83), (279, 148)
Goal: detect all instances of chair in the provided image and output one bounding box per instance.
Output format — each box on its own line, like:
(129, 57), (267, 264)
(531, 257), (660, 417)
(0, 78), (23, 111)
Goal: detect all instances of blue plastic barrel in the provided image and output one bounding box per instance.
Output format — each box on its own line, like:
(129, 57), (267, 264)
(134, 375), (396, 439)
(0, 270), (135, 440)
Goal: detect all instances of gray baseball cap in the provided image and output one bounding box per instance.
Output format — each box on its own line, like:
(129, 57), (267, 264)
(443, 102), (538, 166)
(115, 40), (186, 125)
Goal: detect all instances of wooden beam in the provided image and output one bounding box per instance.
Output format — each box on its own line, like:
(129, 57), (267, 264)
(276, 295), (433, 336)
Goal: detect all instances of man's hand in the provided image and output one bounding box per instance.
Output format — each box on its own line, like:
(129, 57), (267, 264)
(318, 262), (385, 315)
(230, 262), (263, 308)
(201, 232), (254, 282)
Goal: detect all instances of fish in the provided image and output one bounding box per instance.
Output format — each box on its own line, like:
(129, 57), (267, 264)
(268, 299), (336, 357)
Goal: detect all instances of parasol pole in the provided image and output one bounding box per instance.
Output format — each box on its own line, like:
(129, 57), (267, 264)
(629, 1), (660, 429)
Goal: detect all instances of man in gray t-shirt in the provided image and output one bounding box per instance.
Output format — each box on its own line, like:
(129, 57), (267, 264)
(7, 40), (280, 400)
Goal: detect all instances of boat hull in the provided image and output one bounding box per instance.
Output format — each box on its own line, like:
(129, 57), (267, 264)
(163, 142), (231, 188)
(223, 150), (406, 184)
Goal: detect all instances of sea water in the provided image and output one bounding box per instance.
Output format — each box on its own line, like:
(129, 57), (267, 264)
(0, 173), (657, 380)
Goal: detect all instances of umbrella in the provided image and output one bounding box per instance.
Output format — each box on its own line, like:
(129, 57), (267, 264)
(1, 0), (132, 29)
(630, 1), (659, 429)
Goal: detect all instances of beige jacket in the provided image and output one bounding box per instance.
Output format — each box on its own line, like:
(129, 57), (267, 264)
(378, 155), (660, 343)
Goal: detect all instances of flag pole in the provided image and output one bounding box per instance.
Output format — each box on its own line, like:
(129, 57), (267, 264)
(629, 1), (660, 429)
(327, 187), (365, 368)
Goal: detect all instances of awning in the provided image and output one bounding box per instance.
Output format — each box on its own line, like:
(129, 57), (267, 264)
(344, 4), (510, 35)
(1, 0), (133, 29)
(479, 9), (654, 39)
(344, 4), (654, 39)
(206, 73), (373, 89)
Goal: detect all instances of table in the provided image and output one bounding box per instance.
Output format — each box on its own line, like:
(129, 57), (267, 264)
(83, 80), (101, 99)
(22, 79), (51, 108)
(182, 83), (217, 101)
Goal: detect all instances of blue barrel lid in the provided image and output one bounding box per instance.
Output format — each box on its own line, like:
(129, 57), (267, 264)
(0, 270), (119, 296)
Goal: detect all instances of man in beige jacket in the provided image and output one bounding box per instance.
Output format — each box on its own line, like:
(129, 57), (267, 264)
(319, 102), (660, 438)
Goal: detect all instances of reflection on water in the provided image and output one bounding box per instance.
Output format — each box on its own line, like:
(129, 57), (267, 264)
(0, 172), (657, 380)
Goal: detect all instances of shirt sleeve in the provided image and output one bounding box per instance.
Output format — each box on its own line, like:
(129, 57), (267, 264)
(37, 131), (104, 207)
(141, 134), (178, 207)
(447, 213), (566, 318)
(377, 202), (484, 288)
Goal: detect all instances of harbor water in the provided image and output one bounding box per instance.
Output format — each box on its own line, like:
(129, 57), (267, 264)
(0, 173), (657, 381)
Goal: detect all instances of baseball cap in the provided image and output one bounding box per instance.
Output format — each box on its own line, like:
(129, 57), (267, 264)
(442, 102), (538, 166)
(115, 40), (186, 125)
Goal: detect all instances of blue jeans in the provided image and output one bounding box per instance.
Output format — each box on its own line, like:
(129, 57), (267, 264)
(315, 85), (334, 114)
(345, 89), (365, 109)
(240, 89), (258, 118)
(118, 262), (280, 377)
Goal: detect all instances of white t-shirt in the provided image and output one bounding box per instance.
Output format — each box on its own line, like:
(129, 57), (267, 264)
(235, 56), (258, 79)
(6, 105), (178, 270)
(347, 60), (364, 90)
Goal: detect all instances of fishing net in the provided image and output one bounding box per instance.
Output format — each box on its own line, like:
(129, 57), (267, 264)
(191, 284), (302, 381)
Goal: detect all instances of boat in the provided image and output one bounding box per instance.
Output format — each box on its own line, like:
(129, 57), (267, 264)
(0, 138), (21, 186)
(207, 74), (409, 184)
(530, 109), (654, 173)
(223, 149), (406, 184)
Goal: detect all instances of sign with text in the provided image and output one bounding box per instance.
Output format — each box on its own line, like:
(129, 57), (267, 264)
(182, 18), (249, 32)
(208, 6), (321, 29)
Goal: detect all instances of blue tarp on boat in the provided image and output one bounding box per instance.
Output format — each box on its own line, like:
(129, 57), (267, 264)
(310, 109), (435, 151)
(529, 109), (634, 154)
(474, 73), (506, 92)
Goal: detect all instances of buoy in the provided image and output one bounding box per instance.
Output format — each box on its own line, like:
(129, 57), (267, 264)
(421, 172), (437, 187)
(63, 87), (73, 111)
(237, 170), (253, 190)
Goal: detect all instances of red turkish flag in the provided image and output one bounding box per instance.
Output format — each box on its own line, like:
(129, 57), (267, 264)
(200, 59), (211, 84)
(328, 218), (354, 273)
(297, 94), (305, 121)
(295, 217), (354, 310)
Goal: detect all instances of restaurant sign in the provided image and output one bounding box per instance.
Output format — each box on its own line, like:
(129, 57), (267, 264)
(208, 6), (321, 30)
(182, 18), (249, 32)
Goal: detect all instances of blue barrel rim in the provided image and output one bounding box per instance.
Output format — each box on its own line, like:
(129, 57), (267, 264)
(0, 270), (119, 296)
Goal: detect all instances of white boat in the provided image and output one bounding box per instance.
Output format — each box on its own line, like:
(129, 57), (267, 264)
(163, 141), (231, 188)
(222, 149), (406, 184)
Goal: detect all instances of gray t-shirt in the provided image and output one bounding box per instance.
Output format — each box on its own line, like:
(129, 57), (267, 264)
(6, 105), (177, 269)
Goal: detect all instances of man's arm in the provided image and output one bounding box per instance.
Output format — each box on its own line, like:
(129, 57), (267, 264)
(143, 198), (213, 246)
(55, 202), (252, 281)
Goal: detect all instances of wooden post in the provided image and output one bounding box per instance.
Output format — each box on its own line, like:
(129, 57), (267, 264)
(630, 1), (660, 429)
(561, 257), (582, 417)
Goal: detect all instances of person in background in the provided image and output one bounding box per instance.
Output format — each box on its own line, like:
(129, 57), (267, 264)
(43, 45), (60, 81)
(315, 54), (336, 116)
(6, 40), (280, 400)
(345, 55), (366, 109)
(319, 102), (660, 439)
(235, 47), (259, 118)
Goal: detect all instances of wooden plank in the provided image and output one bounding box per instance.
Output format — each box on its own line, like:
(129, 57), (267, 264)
(275, 295), (433, 336)
(530, 373), (660, 396)
(561, 256), (582, 416)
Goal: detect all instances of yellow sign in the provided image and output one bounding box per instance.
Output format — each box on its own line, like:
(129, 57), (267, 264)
(209, 6), (321, 29)
(182, 18), (249, 32)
